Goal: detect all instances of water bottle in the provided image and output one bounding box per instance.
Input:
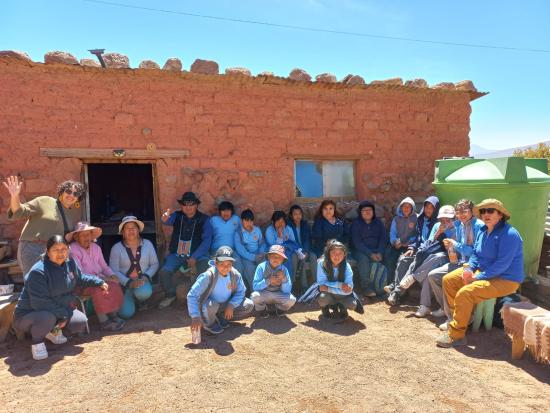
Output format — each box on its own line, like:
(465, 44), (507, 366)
(447, 244), (458, 264)
(191, 326), (201, 345)
(462, 263), (473, 282)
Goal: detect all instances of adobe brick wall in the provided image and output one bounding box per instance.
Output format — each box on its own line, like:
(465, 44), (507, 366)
(0, 56), (478, 244)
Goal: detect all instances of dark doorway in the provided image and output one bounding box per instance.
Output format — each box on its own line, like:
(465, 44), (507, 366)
(85, 163), (157, 261)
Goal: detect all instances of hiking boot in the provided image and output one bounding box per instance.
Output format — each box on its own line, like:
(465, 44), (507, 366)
(438, 321), (449, 331)
(217, 314), (230, 329)
(431, 308), (446, 318)
(321, 306), (333, 319)
(203, 321), (223, 335)
(387, 291), (400, 306)
(414, 305), (431, 318)
(31, 342), (48, 360)
(363, 290), (377, 298)
(158, 296), (177, 309)
(45, 330), (67, 345)
(383, 284), (394, 294)
(100, 320), (124, 332)
(436, 331), (467, 348)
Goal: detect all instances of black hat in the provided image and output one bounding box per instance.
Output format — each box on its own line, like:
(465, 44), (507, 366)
(177, 192), (201, 205)
(214, 246), (235, 262)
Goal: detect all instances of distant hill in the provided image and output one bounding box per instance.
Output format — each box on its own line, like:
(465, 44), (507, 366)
(470, 140), (550, 158)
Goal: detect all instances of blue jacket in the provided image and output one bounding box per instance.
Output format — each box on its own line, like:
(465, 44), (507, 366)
(253, 261), (292, 293)
(468, 220), (524, 283)
(411, 196), (440, 251)
(287, 219), (313, 253)
(233, 225), (266, 262)
(187, 265), (246, 319)
(311, 217), (348, 256)
(210, 214), (240, 252)
(265, 225), (300, 255)
(316, 259), (354, 295)
(15, 256), (104, 320)
(453, 218), (485, 262)
(350, 217), (387, 255)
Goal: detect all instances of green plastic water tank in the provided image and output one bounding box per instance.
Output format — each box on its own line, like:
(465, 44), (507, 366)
(434, 157), (550, 279)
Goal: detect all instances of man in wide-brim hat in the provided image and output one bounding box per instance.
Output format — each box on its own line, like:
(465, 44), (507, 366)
(67, 221), (125, 331)
(158, 192), (213, 309)
(437, 198), (524, 348)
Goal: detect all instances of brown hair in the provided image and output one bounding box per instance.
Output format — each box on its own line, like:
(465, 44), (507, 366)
(314, 199), (341, 220)
(321, 240), (348, 281)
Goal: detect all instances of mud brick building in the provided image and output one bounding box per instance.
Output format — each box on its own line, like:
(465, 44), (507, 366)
(0, 50), (485, 256)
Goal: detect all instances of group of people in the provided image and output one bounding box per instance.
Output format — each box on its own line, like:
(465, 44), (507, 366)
(2, 174), (525, 360)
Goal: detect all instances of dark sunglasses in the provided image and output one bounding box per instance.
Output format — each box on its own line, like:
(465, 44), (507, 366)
(64, 189), (83, 197)
(479, 208), (497, 215)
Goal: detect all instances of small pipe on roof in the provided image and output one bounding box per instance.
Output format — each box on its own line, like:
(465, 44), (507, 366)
(89, 49), (106, 68)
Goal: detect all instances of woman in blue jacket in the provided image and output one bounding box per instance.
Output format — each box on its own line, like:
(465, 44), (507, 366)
(14, 235), (108, 360)
(311, 200), (349, 257)
(437, 199), (524, 348)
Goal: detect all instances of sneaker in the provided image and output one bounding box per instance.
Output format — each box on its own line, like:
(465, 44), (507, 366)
(258, 308), (270, 319)
(158, 296), (177, 309)
(100, 320), (124, 332)
(274, 308), (286, 318)
(436, 331), (467, 348)
(321, 306), (333, 319)
(217, 315), (230, 329)
(336, 304), (349, 319)
(31, 342), (48, 360)
(438, 321), (449, 331)
(432, 308), (446, 318)
(364, 290), (377, 298)
(387, 291), (399, 306)
(414, 305), (431, 318)
(203, 321), (223, 335)
(399, 273), (415, 290)
(45, 330), (67, 345)
(383, 284), (394, 294)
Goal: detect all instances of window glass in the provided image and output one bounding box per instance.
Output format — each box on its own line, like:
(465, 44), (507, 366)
(295, 160), (355, 197)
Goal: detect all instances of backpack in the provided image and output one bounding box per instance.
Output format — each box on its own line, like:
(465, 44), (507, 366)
(365, 262), (388, 297)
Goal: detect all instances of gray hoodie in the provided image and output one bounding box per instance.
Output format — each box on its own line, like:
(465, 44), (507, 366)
(389, 197), (418, 246)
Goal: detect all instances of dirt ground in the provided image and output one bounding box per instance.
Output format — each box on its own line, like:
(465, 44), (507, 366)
(1, 296), (549, 413)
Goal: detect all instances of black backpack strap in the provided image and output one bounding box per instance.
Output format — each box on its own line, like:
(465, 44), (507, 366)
(198, 268), (217, 324)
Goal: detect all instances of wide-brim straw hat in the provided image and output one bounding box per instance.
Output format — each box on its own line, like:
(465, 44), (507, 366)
(118, 215), (145, 233)
(65, 221), (102, 243)
(473, 199), (511, 220)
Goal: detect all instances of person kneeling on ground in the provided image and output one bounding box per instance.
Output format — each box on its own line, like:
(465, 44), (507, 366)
(67, 222), (125, 331)
(14, 235), (108, 360)
(188, 246), (254, 335)
(317, 240), (359, 319)
(436, 199), (524, 348)
(251, 245), (296, 318)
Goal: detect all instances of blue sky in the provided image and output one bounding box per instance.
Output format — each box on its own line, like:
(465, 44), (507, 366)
(2, 0), (549, 150)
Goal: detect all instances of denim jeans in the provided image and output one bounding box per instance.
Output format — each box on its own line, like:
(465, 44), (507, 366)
(159, 253), (209, 297)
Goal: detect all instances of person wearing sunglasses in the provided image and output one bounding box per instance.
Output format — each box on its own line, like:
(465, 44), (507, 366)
(157, 192), (213, 309)
(437, 199), (524, 348)
(4, 175), (85, 275)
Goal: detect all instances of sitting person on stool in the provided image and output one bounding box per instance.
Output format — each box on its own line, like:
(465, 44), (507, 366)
(188, 246), (253, 335)
(109, 216), (159, 319)
(14, 235), (108, 361)
(67, 221), (125, 331)
(437, 199), (524, 348)
(158, 192), (212, 309)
